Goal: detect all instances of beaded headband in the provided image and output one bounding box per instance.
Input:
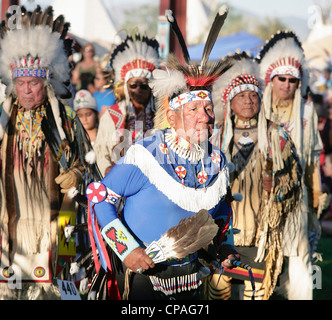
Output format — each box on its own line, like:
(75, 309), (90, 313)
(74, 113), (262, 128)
(169, 90), (212, 110)
(222, 74), (262, 104)
(10, 54), (51, 79)
(269, 65), (301, 82)
(121, 58), (156, 82)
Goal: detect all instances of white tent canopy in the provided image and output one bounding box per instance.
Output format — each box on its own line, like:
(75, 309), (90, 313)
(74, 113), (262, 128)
(186, 0), (219, 46)
(51, 0), (121, 54)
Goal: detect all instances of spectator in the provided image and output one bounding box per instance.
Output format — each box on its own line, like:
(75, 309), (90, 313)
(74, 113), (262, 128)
(72, 43), (99, 93)
(92, 68), (116, 117)
(74, 90), (99, 146)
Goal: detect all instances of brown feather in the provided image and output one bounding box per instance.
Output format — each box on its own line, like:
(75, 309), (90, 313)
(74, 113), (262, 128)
(163, 209), (218, 259)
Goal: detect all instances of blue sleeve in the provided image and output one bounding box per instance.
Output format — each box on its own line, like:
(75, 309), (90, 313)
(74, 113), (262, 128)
(212, 195), (234, 249)
(92, 161), (149, 228)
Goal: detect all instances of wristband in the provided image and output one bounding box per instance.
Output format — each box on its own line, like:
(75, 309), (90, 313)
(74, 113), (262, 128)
(101, 218), (140, 261)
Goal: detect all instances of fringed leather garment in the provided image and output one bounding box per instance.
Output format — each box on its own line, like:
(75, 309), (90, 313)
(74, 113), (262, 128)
(0, 101), (80, 299)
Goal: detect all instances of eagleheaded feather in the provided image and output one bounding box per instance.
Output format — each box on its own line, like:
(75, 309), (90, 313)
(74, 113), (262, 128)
(30, 5), (42, 26)
(52, 14), (65, 34)
(41, 6), (54, 28)
(155, 209), (218, 259)
(201, 5), (229, 68)
(165, 9), (190, 64)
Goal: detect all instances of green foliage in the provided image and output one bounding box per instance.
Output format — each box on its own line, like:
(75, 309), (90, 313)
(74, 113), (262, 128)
(119, 2), (286, 42)
(121, 4), (159, 37)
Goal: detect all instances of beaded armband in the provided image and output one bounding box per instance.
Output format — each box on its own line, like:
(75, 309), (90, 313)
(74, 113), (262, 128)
(101, 218), (140, 261)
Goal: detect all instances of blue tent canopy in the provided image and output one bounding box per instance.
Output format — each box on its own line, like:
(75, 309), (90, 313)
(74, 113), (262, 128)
(188, 30), (263, 61)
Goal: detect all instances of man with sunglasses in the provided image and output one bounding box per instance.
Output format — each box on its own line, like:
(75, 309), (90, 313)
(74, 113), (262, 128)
(257, 31), (324, 300)
(93, 34), (160, 176)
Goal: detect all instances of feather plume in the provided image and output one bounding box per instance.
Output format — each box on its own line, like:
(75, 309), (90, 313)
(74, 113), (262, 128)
(110, 32), (159, 84)
(52, 14), (65, 34)
(145, 209), (218, 262)
(165, 9), (190, 64)
(41, 6), (54, 28)
(30, 5), (42, 26)
(201, 5), (229, 68)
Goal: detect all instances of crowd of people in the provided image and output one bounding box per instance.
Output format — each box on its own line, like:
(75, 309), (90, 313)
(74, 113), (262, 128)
(0, 4), (331, 301)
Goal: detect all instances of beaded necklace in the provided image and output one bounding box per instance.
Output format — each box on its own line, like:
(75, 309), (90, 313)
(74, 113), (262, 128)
(15, 104), (46, 159)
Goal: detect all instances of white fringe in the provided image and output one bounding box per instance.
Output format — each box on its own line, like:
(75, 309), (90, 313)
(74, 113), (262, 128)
(124, 144), (230, 212)
(67, 187), (78, 199)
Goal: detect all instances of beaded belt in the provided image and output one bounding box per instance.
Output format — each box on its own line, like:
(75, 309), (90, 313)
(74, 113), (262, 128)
(149, 272), (202, 296)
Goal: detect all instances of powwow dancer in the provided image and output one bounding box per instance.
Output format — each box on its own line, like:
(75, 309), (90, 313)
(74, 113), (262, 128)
(206, 52), (302, 300)
(257, 31), (324, 299)
(85, 5), (241, 300)
(0, 6), (97, 299)
(93, 33), (160, 176)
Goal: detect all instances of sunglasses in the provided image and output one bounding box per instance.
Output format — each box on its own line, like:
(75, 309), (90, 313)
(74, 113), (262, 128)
(128, 83), (150, 90)
(277, 76), (298, 83)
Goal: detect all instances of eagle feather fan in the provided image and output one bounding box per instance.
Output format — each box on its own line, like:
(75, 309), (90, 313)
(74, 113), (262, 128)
(146, 209), (218, 262)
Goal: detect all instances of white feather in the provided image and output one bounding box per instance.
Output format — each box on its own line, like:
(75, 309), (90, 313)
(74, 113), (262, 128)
(124, 144), (230, 212)
(150, 68), (187, 99)
(67, 186), (79, 199)
(85, 150), (97, 164)
(0, 27), (70, 95)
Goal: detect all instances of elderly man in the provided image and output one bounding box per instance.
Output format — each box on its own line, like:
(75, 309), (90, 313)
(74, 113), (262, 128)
(0, 6), (92, 300)
(87, 79), (239, 300)
(207, 52), (302, 300)
(86, 6), (242, 300)
(257, 31), (324, 300)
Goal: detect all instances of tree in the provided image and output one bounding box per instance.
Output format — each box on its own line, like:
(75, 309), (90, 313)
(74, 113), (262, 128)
(121, 4), (159, 37)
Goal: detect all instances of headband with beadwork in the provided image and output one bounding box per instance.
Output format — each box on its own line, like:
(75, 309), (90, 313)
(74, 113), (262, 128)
(222, 74), (262, 104)
(169, 90), (212, 110)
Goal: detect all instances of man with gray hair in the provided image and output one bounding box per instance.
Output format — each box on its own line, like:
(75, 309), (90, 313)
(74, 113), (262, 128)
(0, 6), (94, 299)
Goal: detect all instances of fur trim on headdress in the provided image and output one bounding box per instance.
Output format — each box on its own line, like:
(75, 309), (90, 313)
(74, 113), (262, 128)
(152, 54), (232, 130)
(152, 6), (232, 130)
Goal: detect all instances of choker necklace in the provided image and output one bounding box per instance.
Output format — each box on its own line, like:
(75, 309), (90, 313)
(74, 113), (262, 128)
(234, 115), (258, 128)
(165, 128), (205, 162)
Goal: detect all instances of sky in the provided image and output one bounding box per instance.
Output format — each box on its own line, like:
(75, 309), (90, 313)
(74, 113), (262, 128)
(225, 0), (317, 19)
(0, 0), (324, 21)
(105, 0), (320, 19)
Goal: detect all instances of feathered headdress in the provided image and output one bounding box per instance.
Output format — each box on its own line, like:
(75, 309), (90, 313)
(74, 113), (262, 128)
(256, 30), (309, 164)
(256, 30), (309, 97)
(110, 32), (160, 100)
(150, 5), (233, 130)
(0, 5), (72, 141)
(211, 51), (268, 158)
